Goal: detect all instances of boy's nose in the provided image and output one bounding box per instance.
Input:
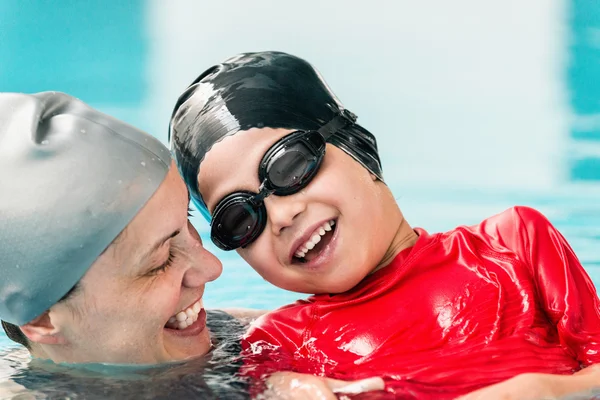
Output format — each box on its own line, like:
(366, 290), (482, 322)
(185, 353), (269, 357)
(264, 194), (306, 236)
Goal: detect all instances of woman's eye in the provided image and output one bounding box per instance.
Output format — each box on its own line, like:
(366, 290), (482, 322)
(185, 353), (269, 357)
(150, 250), (176, 275)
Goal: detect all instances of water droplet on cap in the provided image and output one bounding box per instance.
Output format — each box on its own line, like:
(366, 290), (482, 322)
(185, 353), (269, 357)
(141, 161), (146, 167)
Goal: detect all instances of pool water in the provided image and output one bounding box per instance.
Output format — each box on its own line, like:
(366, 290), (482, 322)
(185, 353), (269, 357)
(1, 0), (599, 398)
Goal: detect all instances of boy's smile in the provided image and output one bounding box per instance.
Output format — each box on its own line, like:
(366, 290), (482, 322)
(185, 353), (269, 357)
(291, 219), (336, 263)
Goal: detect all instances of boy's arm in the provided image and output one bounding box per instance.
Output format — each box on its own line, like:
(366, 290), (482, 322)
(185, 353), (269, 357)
(517, 206), (600, 365)
(237, 304), (386, 398)
(456, 364), (600, 400)
(481, 206), (600, 364)
(238, 303), (316, 395)
(262, 372), (384, 399)
(465, 206), (600, 399)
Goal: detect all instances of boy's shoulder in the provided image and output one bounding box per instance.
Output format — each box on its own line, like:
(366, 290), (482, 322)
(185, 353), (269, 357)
(455, 206), (553, 237)
(499, 205), (550, 223)
(433, 206), (556, 257)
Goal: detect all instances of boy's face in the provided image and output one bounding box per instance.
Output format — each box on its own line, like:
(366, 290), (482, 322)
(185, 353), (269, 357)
(198, 128), (399, 294)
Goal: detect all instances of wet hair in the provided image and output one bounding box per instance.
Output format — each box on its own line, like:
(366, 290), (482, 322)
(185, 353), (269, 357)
(1, 283), (80, 350)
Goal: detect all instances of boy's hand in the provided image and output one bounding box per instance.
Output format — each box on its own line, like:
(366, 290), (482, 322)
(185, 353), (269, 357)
(455, 366), (600, 400)
(261, 371), (384, 399)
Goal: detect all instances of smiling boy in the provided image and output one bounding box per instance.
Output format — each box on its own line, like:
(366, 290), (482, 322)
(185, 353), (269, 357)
(170, 51), (600, 399)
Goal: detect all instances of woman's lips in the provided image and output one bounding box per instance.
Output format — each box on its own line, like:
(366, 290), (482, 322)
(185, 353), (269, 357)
(165, 298), (204, 330)
(164, 309), (207, 337)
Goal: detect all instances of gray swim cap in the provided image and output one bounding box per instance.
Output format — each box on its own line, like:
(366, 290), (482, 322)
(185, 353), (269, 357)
(0, 92), (171, 325)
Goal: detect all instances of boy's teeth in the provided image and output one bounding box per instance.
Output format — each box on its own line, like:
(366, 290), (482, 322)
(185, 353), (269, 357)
(294, 220), (336, 260)
(168, 300), (203, 330)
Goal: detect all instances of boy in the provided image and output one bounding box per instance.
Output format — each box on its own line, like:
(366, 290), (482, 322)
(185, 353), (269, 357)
(170, 51), (600, 399)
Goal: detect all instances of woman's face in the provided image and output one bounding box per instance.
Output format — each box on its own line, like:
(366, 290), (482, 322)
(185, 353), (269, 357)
(38, 164), (223, 364)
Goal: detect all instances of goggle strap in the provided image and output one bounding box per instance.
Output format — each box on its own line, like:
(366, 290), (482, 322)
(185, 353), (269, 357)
(250, 182), (274, 206)
(317, 109), (357, 140)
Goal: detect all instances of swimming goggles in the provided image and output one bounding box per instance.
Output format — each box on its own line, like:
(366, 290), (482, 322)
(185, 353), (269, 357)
(210, 110), (356, 251)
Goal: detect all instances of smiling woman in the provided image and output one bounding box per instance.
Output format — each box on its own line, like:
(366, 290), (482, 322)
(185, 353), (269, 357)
(0, 91), (254, 398)
(0, 91), (221, 366)
(29, 163), (223, 364)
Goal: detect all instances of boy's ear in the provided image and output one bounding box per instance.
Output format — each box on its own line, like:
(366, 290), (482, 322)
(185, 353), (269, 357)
(20, 311), (67, 345)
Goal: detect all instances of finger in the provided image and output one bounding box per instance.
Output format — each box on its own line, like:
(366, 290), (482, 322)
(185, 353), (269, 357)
(327, 377), (385, 394)
(264, 373), (338, 400)
(454, 390), (483, 400)
(574, 364), (600, 376)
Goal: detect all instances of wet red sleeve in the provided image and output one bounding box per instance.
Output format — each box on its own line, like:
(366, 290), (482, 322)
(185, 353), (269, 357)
(239, 302), (316, 390)
(482, 206), (600, 366)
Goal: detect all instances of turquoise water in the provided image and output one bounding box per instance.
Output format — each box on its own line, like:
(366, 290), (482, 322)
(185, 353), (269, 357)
(0, 0), (599, 396)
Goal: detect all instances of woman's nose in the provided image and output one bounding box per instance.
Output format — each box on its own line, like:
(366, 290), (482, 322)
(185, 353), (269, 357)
(182, 224), (223, 288)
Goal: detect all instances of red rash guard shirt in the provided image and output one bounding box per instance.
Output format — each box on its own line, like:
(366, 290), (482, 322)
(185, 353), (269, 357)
(241, 207), (600, 399)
